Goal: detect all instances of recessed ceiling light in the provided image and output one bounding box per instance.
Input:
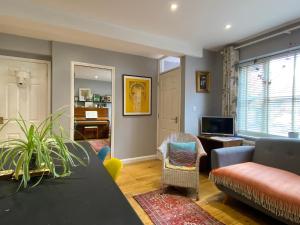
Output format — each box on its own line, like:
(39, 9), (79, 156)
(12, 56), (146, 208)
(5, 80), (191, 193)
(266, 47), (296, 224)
(94, 75), (98, 79)
(225, 24), (232, 30)
(170, 3), (178, 11)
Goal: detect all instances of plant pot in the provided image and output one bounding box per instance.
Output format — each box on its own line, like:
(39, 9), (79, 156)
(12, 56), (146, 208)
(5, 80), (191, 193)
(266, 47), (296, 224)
(0, 170), (14, 180)
(12, 168), (51, 181)
(29, 154), (37, 170)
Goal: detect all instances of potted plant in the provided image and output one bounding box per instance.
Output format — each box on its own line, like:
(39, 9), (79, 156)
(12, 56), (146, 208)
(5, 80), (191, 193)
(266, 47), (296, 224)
(0, 111), (89, 189)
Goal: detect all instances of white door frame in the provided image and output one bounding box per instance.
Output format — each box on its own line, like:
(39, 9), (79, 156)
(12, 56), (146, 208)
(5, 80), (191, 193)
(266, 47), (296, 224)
(0, 55), (52, 115)
(70, 61), (116, 157)
(156, 67), (181, 147)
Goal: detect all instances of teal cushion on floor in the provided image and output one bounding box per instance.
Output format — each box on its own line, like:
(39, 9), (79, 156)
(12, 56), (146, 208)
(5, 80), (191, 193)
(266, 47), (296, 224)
(97, 146), (110, 162)
(169, 142), (197, 167)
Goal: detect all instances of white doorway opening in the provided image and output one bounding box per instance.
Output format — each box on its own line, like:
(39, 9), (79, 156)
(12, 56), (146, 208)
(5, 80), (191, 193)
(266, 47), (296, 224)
(70, 61), (115, 158)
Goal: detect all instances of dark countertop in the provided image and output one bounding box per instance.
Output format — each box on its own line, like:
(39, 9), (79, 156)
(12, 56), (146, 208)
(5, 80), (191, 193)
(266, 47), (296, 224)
(0, 142), (142, 225)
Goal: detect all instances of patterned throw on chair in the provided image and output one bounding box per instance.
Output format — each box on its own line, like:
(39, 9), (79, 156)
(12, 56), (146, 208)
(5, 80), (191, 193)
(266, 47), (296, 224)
(134, 190), (224, 225)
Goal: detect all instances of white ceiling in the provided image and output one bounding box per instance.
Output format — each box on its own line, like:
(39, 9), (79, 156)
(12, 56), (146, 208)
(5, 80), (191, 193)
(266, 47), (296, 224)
(1, 0), (300, 58)
(74, 66), (112, 82)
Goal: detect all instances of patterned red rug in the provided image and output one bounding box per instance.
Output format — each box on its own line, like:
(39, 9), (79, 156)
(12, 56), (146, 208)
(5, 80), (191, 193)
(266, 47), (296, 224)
(134, 190), (224, 225)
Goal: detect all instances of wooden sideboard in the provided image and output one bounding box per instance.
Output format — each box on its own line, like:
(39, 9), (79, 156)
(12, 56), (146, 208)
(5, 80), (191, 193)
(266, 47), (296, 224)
(74, 107), (110, 140)
(198, 135), (244, 173)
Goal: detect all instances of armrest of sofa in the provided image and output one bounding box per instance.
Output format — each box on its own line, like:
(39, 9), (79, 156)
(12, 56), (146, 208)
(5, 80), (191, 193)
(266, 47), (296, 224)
(211, 146), (255, 169)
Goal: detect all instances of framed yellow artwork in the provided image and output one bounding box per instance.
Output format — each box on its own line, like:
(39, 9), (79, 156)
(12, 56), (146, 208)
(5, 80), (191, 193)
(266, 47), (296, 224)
(123, 75), (152, 116)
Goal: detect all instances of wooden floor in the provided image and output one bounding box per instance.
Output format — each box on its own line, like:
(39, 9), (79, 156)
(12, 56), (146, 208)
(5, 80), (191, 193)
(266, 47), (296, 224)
(116, 160), (283, 225)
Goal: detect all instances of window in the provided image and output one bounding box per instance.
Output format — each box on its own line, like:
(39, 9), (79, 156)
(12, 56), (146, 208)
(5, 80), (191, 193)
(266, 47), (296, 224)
(237, 52), (300, 137)
(160, 56), (180, 73)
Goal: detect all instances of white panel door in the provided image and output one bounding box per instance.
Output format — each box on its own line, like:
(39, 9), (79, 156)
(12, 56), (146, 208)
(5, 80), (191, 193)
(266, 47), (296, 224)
(158, 68), (181, 146)
(0, 56), (49, 141)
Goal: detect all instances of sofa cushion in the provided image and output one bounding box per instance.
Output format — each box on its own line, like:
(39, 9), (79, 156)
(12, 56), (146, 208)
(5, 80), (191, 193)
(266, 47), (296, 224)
(169, 142), (196, 167)
(254, 138), (300, 175)
(210, 162), (300, 223)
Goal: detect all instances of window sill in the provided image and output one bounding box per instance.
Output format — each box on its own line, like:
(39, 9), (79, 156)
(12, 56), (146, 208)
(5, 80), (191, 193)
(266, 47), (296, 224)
(236, 134), (259, 141)
(237, 133), (290, 141)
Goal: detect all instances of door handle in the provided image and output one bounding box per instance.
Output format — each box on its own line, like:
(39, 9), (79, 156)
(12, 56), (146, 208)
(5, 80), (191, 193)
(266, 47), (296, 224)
(171, 117), (178, 124)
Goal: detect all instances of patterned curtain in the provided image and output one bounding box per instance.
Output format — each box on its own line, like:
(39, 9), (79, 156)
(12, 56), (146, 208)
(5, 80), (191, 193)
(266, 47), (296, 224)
(222, 46), (239, 117)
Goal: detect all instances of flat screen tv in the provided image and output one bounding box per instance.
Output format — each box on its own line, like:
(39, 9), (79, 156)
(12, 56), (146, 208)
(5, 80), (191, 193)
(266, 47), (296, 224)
(201, 116), (234, 136)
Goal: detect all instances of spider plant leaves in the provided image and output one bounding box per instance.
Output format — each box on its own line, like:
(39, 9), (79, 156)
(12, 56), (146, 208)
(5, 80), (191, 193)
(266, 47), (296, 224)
(0, 110), (89, 190)
(14, 153), (25, 180)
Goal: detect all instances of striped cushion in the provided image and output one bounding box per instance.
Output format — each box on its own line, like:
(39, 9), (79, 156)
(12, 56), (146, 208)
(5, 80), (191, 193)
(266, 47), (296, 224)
(169, 142), (196, 167)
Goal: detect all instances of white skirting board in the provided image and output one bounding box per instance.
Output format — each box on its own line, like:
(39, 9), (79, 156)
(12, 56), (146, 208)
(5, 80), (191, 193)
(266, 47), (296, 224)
(121, 154), (157, 164)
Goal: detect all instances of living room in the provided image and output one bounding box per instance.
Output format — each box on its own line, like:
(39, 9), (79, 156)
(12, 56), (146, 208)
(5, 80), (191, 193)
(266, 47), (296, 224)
(0, 1), (299, 225)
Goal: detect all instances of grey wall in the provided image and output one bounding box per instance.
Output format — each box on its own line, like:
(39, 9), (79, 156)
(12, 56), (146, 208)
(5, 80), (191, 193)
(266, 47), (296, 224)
(239, 29), (300, 61)
(52, 42), (158, 159)
(181, 50), (222, 136)
(180, 56), (186, 132)
(0, 33), (51, 60)
(74, 78), (112, 96)
(0, 32), (224, 158)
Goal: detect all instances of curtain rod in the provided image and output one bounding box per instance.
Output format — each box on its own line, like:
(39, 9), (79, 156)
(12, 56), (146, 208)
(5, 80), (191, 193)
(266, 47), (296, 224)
(235, 24), (300, 50)
(238, 45), (300, 65)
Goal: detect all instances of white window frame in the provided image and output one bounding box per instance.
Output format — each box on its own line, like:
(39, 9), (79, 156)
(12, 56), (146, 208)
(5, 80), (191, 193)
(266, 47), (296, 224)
(237, 51), (300, 138)
(159, 56), (181, 74)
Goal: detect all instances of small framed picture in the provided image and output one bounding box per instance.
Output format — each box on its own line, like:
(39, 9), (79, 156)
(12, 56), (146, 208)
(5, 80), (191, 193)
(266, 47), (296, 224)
(93, 94), (101, 102)
(196, 71), (210, 93)
(79, 88), (92, 101)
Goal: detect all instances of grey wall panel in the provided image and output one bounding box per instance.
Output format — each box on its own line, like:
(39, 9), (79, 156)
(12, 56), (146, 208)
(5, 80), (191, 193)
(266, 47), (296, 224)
(180, 56), (186, 132)
(0, 33), (51, 56)
(182, 50), (222, 136)
(239, 29), (300, 61)
(0, 32), (224, 159)
(74, 79), (112, 96)
(52, 42), (158, 159)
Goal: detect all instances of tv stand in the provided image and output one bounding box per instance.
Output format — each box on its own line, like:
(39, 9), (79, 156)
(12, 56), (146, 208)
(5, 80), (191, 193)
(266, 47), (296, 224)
(198, 135), (243, 172)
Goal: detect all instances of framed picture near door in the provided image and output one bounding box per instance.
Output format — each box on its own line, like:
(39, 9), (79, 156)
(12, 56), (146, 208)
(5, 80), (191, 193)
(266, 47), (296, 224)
(196, 71), (210, 93)
(122, 75), (152, 116)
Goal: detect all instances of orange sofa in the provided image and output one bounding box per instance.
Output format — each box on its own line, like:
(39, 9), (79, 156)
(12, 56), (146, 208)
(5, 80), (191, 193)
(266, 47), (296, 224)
(210, 138), (300, 225)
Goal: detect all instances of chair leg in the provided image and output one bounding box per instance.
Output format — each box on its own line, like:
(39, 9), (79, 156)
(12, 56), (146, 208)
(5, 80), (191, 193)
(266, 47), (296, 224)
(223, 194), (229, 204)
(195, 189), (199, 201)
(161, 184), (166, 194)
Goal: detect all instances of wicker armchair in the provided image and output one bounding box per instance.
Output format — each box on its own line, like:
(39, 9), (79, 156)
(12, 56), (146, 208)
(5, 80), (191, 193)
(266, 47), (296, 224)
(158, 133), (206, 200)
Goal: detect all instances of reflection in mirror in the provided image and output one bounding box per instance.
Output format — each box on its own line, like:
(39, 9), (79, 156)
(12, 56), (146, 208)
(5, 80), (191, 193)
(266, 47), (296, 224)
(73, 65), (112, 160)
